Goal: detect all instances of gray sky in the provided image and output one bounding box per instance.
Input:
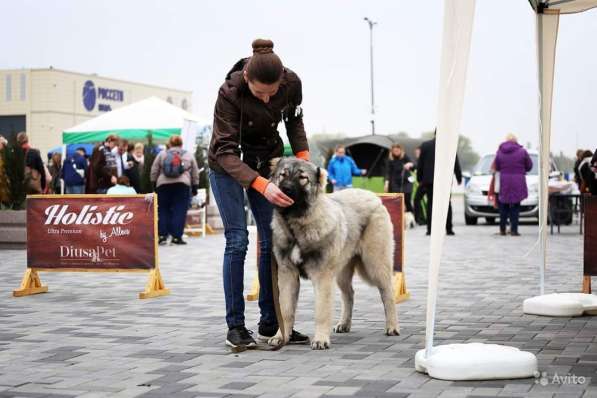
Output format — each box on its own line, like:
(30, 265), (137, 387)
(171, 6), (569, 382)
(3, 0), (597, 157)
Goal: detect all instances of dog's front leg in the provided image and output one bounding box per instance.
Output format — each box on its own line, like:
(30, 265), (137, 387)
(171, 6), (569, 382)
(268, 265), (299, 346)
(311, 272), (334, 350)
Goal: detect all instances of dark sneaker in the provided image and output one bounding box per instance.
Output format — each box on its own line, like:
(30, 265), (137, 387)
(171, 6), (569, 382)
(226, 326), (256, 348)
(257, 324), (310, 345)
(288, 329), (310, 345)
(171, 237), (187, 245)
(257, 323), (278, 342)
(158, 236), (168, 245)
(511, 231), (521, 236)
(446, 230), (455, 236)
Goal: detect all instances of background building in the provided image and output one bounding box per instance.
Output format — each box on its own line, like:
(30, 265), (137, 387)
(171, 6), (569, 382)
(0, 67), (192, 155)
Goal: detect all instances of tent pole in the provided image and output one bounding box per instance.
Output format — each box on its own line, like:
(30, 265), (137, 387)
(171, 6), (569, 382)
(536, 10), (559, 296)
(424, 0), (476, 358)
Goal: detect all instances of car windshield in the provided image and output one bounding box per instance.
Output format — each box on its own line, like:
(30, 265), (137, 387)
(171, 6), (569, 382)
(473, 154), (539, 175)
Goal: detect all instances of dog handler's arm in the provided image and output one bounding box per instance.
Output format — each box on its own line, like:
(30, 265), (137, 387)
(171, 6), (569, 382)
(252, 177), (294, 207)
(213, 91), (262, 188)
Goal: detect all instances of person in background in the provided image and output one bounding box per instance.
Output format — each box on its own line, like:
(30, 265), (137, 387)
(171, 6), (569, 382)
(385, 144), (415, 213)
(48, 152), (62, 194)
(132, 142), (145, 171)
(412, 146), (426, 225)
(123, 143), (141, 192)
(114, 138), (128, 178)
(573, 149), (586, 188)
(417, 132), (462, 236)
(17, 132), (46, 194)
(151, 135), (199, 246)
(591, 150), (597, 195)
(0, 136), (10, 204)
(327, 145), (366, 191)
(494, 133), (533, 236)
(578, 149), (595, 194)
(107, 176), (137, 195)
(62, 147), (87, 194)
(87, 135), (118, 194)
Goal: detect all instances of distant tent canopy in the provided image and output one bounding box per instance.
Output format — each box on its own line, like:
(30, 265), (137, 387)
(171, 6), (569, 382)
(345, 135), (394, 177)
(62, 96), (207, 145)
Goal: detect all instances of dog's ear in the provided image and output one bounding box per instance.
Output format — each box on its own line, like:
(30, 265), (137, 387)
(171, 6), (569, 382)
(269, 157), (282, 173)
(316, 167), (328, 189)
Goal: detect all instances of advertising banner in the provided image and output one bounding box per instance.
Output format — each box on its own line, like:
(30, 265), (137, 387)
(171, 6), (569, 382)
(27, 195), (156, 270)
(379, 193), (404, 273)
(585, 195), (597, 276)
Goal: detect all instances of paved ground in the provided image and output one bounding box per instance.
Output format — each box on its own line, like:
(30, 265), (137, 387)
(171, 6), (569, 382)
(0, 196), (595, 398)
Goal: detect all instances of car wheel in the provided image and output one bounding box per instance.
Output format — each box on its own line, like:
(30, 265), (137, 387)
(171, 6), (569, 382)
(485, 217), (496, 225)
(465, 214), (478, 225)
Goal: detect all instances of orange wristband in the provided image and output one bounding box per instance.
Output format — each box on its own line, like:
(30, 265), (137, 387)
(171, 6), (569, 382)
(295, 150), (310, 161)
(251, 176), (270, 194)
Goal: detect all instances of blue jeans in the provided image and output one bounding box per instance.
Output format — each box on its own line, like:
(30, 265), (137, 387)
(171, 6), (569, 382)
(156, 183), (190, 239)
(65, 185), (85, 194)
(499, 202), (520, 233)
(209, 169), (277, 329)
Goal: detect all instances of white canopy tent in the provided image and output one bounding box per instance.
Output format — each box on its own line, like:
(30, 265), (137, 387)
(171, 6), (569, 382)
(531, 0), (597, 294)
(60, 96), (208, 193)
(62, 96), (207, 152)
(416, 0), (597, 380)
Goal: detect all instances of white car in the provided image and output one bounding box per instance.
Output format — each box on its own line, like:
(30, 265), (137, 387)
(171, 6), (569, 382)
(463, 150), (558, 225)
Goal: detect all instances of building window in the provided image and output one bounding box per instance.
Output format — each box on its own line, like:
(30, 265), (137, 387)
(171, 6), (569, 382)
(20, 74), (26, 101)
(5, 75), (11, 101)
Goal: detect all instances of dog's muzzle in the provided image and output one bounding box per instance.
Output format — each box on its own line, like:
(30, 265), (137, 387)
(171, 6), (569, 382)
(279, 183), (297, 200)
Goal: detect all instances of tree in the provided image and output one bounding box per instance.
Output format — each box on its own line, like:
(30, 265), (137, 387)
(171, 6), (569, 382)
(0, 147), (11, 208)
(3, 135), (26, 209)
(457, 135), (480, 172)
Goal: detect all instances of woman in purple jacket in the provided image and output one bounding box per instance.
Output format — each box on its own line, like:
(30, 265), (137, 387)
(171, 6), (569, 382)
(494, 134), (533, 236)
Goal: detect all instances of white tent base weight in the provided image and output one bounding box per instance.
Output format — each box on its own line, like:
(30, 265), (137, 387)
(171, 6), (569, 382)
(523, 293), (597, 317)
(415, 343), (537, 381)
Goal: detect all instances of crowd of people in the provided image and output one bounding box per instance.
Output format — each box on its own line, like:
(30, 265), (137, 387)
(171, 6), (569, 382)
(574, 148), (597, 195)
(1, 132), (200, 245)
(327, 133), (462, 235)
(328, 132), (597, 237)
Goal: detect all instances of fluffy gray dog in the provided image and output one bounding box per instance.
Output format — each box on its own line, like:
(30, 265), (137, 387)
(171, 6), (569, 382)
(268, 157), (400, 350)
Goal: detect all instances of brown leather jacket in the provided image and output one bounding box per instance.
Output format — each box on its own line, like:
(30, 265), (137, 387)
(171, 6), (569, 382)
(208, 58), (309, 188)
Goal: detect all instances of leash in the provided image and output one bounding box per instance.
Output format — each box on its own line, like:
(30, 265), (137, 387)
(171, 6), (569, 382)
(271, 252), (286, 348)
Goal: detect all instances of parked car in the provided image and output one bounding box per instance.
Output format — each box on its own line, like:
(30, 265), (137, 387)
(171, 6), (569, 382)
(463, 150), (559, 225)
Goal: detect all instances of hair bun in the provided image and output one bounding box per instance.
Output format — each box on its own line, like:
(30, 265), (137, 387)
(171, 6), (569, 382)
(252, 39), (274, 55)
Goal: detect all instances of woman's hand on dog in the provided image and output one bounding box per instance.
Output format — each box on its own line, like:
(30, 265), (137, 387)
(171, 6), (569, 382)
(264, 183), (294, 207)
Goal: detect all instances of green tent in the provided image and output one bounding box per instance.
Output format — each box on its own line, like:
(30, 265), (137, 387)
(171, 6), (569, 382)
(62, 96), (206, 144)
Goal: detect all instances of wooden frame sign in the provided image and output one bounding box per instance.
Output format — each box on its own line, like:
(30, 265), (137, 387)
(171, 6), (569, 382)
(378, 193), (410, 303)
(13, 194), (169, 299)
(583, 195), (597, 293)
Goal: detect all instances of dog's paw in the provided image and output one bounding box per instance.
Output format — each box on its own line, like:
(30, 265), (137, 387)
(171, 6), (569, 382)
(268, 335), (287, 346)
(334, 322), (351, 333)
(311, 336), (330, 350)
(385, 326), (400, 336)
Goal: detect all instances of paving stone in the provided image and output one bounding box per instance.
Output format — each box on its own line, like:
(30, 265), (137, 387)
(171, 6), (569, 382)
(0, 198), (591, 397)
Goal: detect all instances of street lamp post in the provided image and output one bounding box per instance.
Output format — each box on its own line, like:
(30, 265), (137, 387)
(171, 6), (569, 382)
(364, 17), (377, 136)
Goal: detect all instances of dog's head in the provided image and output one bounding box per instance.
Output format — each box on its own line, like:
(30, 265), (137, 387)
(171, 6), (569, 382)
(270, 157), (327, 217)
